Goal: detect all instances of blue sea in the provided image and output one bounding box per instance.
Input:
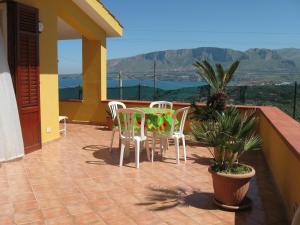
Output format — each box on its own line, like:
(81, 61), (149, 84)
(59, 78), (205, 90)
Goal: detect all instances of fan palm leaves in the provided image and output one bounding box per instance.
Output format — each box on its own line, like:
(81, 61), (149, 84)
(191, 107), (262, 168)
(191, 60), (240, 121)
(193, 60), (240, 93)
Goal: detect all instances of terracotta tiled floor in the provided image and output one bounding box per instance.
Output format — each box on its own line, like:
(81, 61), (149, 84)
(0, 124), (288, 225)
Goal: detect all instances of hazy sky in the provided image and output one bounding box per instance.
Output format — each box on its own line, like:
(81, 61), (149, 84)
(58, 0), (300, 74)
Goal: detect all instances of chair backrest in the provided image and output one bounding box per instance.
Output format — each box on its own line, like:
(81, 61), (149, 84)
(171, 107), (190, 135)
(116, 109), (145, 139)
(150, 101), (173, 109)
(292, 207), (300, 225)
(108, 101), (126, 119)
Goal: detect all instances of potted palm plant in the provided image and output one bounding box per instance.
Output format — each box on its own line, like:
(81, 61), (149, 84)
(190, 60), (261, 208)
(191, 107), (262, 208)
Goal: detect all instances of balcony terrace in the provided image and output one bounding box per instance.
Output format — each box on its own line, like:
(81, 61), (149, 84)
(0, 122), (289, 225)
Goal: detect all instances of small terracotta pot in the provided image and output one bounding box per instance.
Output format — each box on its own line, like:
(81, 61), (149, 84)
(106, 116), (113, 130)
(208, 165), (255, 206)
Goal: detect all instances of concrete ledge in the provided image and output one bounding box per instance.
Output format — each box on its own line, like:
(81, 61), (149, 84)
(259, 106), (300, 161)
(101, 99), (262, 109)
(258, 106), (300, 221)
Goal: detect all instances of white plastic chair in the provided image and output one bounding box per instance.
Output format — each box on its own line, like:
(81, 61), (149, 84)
(59, 116), (68, 136)
(150, 101), (173, 109)
(152, 107), (190, 164)
(149, 101), (173, 150)
(116, 109), (150, 168)
(108, 101), (126, 152)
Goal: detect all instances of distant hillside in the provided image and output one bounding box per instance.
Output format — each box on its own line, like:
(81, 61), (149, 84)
(108, 47), (300, 84)
(277, 48), (300, 71)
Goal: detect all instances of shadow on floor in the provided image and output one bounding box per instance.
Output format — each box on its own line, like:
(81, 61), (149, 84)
(83, 144), (213, 167)
(160, 153), (212, 165)
(137, 151), (289, 225)
(137, 186), (215, 211)
(189, 153), (212, 165)
(83, 144), (151, 168)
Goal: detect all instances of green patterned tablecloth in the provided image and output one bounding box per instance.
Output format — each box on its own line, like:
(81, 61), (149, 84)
(132, 107), (175, 135)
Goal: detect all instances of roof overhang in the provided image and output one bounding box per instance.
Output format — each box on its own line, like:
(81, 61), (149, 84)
(72, 0), (123, 37)
(57, 17), (81, 40)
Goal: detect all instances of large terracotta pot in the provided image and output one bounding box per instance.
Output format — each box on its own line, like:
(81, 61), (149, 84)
(208, 165), (255, 206)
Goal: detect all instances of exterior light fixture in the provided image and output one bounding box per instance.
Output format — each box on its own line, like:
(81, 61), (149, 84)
(38, 21), (44, 33)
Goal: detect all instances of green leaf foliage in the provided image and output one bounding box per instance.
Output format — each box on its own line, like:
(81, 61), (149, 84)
(194, 60), (240, 93)
(191, 60), (240, 122)
(190, 106), (262, 172)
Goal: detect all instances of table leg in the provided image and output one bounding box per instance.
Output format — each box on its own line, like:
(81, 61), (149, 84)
(152, 133), (156, 162)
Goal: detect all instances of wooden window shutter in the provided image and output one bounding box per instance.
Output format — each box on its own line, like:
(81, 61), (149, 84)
(7, 1), (41, 152)
(16, 3), (39, 108)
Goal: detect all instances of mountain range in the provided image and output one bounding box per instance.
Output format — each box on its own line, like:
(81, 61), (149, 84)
(107, 47), (300, 85)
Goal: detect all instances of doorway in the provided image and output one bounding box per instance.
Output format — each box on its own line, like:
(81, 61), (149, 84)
(6, 1), (42, 153)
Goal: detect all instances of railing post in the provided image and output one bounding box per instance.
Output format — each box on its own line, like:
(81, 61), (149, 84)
(207, 85), (211, 99)
(239, 86), (247, 104)
(293, 81), (297, 119)
(153, 60), (156, 100)
(199, 86), (201, 102)
(78, 85), (82, 100)
(119, 71), (123, 100)
(138, 80), (141, 100)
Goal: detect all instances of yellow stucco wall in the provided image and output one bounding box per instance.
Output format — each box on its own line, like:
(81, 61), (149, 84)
(15, 0), (121, 143)
(258, 110), (300, 221)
